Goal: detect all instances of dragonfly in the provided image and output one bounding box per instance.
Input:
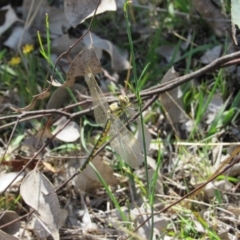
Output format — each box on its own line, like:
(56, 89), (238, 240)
(79, 72), (143, 173)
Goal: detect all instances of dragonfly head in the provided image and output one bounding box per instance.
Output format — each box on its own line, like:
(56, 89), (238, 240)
(108, 95), (131, 117)
(118, 95), (131, 109)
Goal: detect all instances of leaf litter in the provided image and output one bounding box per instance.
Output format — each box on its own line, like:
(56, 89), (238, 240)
(0, 211), (21, 235)
(64, 0), (116, 27)
(0, 4), (20, 36)
(20, 168), (63, 240)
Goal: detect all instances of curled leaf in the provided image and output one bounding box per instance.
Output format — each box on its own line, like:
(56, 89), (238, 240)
(50, 48), (102, 87)
(10, 88), (50, 113)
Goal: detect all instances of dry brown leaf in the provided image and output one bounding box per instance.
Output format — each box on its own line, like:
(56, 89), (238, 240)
(199, 45), (222, 64)
(204, 180), (233, 198)
(36, 126), (53, 140)
(0, 211), (21, 235)
(47, 7), (71, 37)
(5, 0), (69, 49)
(29, 208), (67, 239)
(231, 0), (240, 45)
(22, 0), (69, 38)
(159, 67), (187, 124)
(0, 230), (18, 240)
(52, 116), (80, 142)
(157, 44), (181, 63)
(21, 126), (53, 156)
(51, 34), (85, 57)
(133, 207), (170, 239)
(204, 93), (223, 125)
(64, 0), (116, 27)
(22, 0), (49, 29)
(73, 156), (119, 193)
(192, 0), (230, 37)
(0, 171), (24, 194)
(67, 47), (102, 78)
(4, 26), (34, 50)
(51, 48), (102, 87)
(83, 31), (131, 71)
(46, 83), (88, 109)
(0, 4), (20, 35)
(22, 117), (80, 154)
(10, 88), (51, 113)
(20, 168), (60, 240)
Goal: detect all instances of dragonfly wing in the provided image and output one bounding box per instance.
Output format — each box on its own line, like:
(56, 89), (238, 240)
(85, 73), (109, 127)
(109, 115), (143, 169)
(85, 73), (143, 169)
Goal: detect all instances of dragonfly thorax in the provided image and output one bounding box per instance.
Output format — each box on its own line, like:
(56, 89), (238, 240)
(108, 95), (130, 118)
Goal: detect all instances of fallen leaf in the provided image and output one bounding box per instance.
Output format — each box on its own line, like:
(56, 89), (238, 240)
(47, 7), (71, 37)
(181, 30), (192, 50)
(204, 180), (233, 198)
(1, 156), (38, 171)
(0, 230), (18, 240)
(80, 197), (96, 230)
(0, 171), (24, 194)
(29, 208), (67, 239)
(21, 126), (53, 156)
(224, 162), (240, 177)
(0, 211), (21, 235)
(52, 116), (80, 142)
(192, 0), (229, 37)
(110, 205), (170, 239)
(157, 44), (181, 63)
(22, 0), (49, 29)
(231, 0), (240, 45)
(46, 83), (89, 109)
(64, 0), (116, 27)
(51, 34), (85, 57)
(199, 45), (222, 64)
(23, 0), (70, 39)
(4, 26), (34, 50)
(73, 156), (119, 193)
(50, 48), (102, 87)
(83, 31), (131, 71)
(0, 4), (19, 36)
(159, 67), (187, 124)
(20, 169), (60, 240)
(204, 93), (224, 125)
(10, 88), (51, 113)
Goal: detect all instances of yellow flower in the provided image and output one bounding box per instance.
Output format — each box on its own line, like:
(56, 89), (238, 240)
(9, 56), (21, 66)
(22, 44), (34, 54)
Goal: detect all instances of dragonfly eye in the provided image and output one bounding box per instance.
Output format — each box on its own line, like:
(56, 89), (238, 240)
(118, 95), (130, 108)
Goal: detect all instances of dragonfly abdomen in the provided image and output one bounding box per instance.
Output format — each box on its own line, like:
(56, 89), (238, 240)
(78, 119), (112, 173)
